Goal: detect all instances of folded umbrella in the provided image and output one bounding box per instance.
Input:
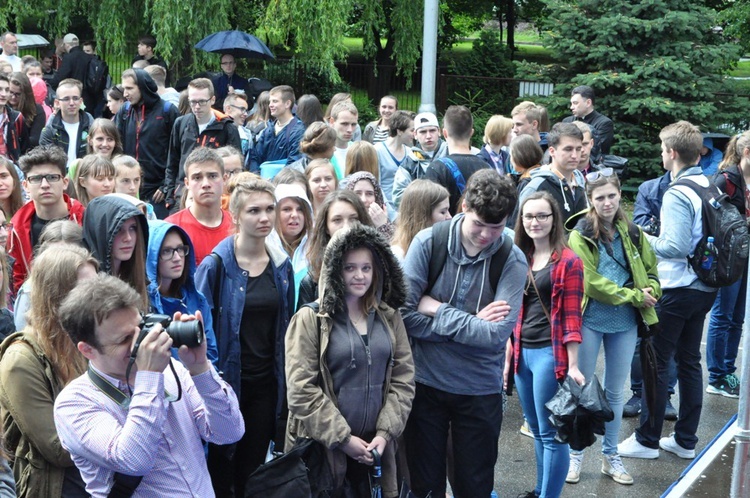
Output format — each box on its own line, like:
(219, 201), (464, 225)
(640, 335), (659, 428)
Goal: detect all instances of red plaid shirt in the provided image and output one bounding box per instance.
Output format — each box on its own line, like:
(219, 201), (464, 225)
(513, 247), (584, 380)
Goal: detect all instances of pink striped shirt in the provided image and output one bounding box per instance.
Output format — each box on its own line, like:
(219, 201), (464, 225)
(54, 361), (244, 498)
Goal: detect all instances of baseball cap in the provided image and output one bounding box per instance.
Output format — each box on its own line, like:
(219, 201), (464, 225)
(63, 34), (79, 44)
(414, 112), (439, 131)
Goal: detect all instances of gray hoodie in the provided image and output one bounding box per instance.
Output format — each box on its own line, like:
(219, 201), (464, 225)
(401, 213), (527, 395)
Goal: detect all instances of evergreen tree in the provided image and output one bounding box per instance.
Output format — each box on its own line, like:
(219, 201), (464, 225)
(538, 0), (744, 180)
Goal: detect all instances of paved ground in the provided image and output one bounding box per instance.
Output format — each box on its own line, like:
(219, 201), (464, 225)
(492, 338), (744, 497)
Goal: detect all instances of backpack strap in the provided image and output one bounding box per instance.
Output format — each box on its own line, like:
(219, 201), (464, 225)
(438, 157), (466, 194)
(426, 220), (513, 296)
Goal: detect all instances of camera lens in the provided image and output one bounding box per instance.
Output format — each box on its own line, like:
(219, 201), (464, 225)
(166, 320), (204, 348)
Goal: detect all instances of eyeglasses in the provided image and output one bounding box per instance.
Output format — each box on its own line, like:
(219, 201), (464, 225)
(58, 96), (82, 103)
(228, 104), (248, 114)
(27, 173), (63, 184)
(0, 222), (11, 231)
(188, 99), (210, 107)
(225, 169), (242, 177)
(522, 213), (553, 223)
(585, 167), (615, 182)
(159, 245), (190, 261)
(220, 61), (236, 66)
(9, 91), (20, 98)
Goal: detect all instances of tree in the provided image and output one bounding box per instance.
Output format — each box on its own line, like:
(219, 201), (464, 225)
(538, 0), (744, 181)
(0, 0), (231, 73)
(721, 0), (750, 54)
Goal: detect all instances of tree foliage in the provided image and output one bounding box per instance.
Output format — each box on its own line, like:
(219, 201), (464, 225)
(0, 0), (231, 72)
(540, 0), (744, 182)
(720, 0), (750, 54)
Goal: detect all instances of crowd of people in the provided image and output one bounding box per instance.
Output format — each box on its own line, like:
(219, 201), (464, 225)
(0, 29), (744, 498)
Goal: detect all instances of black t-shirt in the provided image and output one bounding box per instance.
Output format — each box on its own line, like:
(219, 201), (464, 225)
(240, 261), (279, 384)
(521, 264), (552, 348)
(425, 154), (491, 215)
(31, 213), (66, 249)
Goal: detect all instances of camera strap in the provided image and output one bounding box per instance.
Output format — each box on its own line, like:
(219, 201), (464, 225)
(87, 364), (179, 409)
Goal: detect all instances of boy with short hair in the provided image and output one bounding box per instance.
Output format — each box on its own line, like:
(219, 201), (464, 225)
(9, 145), (85, 291)
(247, 85), (304, 173)
(328, 101), (359, 176)
(166, 147), (233, 265)
(402, 169), (527, 498)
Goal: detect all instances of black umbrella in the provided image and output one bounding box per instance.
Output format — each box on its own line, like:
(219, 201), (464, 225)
(640, 335), (659, 428)
(195, 30), (275, 60)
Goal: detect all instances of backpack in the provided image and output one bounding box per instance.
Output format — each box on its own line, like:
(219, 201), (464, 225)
(426, 220), (513, 295)
(85, 56), (109, 97)
(673, 178), (750, 287)
(437, 157), (466, 195)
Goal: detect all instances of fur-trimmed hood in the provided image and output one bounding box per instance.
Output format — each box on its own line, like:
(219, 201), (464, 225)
(318, 223), (406, 315)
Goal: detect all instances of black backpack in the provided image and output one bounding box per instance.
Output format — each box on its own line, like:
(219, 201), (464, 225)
(426, 220), (513, 295)
(85, 56), (109, 97)
(674, 178), (750, 287)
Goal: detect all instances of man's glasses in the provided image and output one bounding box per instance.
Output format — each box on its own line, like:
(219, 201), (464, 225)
(220, 61), (236, 66)
(585, 167), (615, 182)
(58, 96), (82, 103)
(188, 99), (210, 107)
(522, 213), (553, 223)
(228, 104), (248, 114)
(159, 245), (190, 261)
(27, 174), (63, 184)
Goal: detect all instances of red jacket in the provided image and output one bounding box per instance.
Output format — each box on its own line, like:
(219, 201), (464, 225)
(513, 247), (584, 380)
(8, 194), (85, 293)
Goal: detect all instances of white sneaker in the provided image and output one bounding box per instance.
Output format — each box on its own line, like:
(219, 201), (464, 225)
(519, 420), (534, 439)
(659, 434), (695, 459)
(602, 454), (634, 485)
(617, 433), (659, 459)
(566, 452), (583, 483)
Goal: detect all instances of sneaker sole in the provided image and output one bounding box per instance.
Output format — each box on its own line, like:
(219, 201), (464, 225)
(601, 468), (634, 485)
(706, 385), (740, 398)
(659, 442), (695, 459)
(565, 474), (580, 484)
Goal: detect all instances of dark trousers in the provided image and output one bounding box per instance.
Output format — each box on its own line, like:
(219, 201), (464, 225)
(140, 184), (169, 219)
(636, 287), (717, 450)
(208, 381), (277, 498)
(405, 383), (502, 498)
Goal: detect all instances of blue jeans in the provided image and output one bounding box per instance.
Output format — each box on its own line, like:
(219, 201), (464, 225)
(636, 287), (716, 450)
(706, 269), (747, 383)
(515, 346), (568, 498)
(575, 325), (637, 455)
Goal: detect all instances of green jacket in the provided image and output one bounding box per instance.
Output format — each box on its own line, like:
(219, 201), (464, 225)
(0, 332), (76, 497)
(567, 213), (662, 326)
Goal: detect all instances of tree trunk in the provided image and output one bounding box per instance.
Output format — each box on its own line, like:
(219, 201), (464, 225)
(506, 0), (516, 52)
(367, 31), (395, 103)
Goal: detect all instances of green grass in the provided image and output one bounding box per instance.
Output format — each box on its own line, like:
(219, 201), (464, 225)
(729, 60), (750, 78)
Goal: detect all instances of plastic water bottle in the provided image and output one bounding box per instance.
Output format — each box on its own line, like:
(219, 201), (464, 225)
(701, 236), (716, 270)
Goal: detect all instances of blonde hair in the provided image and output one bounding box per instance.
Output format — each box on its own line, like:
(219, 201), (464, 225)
(26, 244), (99, 385)
(483, 115), (513, 146)
(75, 155), (115, 207)
(227, 173), (275, 229)
(720, 131), (750, 171)
(345, 141), (379, 177)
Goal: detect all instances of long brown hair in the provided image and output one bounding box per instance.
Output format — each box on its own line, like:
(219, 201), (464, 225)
(344, 141), (379, 177)
(0, 157), (24, 218)
(306, 190), (373, 282)
(720, 131), (750, 171)
(584, 172), (628, 243)
(514, 191), (567, 262)
(27, 244), (99, 385)
(74, 154), (116, 207)
(276, 196), (313, 256)
(392, 180), (449, 254)
(9, 72), (37, 123)
(86, 118), (124, 157)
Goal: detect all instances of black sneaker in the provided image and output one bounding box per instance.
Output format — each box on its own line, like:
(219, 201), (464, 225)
(706, 374), (740, 398)
(664, 398), (678, 421)
(623, 395), (641, 417)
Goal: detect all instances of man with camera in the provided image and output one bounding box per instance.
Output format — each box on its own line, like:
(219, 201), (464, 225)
(53, 274), (244, 497)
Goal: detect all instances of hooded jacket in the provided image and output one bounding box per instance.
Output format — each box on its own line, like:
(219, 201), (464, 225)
(165, 110), (242, 198)
(194, 235), (294, 418)
(401, 213), (528, 395)
(285, 223), (414, 497)
(146, 221), (219, 367)
(344, 171), (395, 241)
(392, 140), (449, 209)
(518, 166), (588, 221)
(566, 212), (661, 328)
(0, 332), (77, 497)
(39, 110), (94, 161)
(8, 193), (85, 293)
(115, 69), (178, 193)
(82, 195), (148, 276)
(247, 116), (305, 173)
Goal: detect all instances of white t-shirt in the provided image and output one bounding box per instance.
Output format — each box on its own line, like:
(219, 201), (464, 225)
(0, 55), (21, 72)
(62, 121), (80, 166)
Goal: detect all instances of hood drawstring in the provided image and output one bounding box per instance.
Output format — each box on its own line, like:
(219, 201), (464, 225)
(476, 258), (488, 314)
(559, 179), (570, 212)
(447, 264), (462, 306)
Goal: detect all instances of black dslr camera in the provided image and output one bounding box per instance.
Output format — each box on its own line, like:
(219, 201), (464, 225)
(139, 313), (204, 349)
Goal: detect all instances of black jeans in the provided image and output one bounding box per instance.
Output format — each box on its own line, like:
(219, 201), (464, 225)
(636, 287), (717, 450)
(405, 383), (502, 498)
